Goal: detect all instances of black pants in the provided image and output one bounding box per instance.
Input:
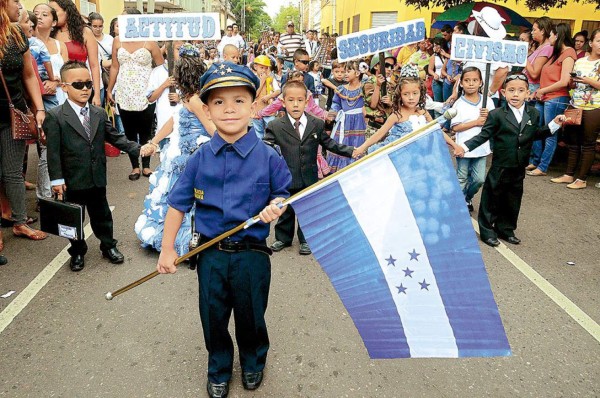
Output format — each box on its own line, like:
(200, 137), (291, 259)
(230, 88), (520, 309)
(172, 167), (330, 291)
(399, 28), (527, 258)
(478, 166), (524, 241)
(197, 247), (271, 383)
(67, 186), (116, 256)
(117, 103), (155, 169)
(274, 188), (306, 245)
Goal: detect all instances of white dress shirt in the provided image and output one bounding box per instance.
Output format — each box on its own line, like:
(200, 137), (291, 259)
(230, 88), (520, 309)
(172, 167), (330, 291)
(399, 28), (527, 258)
(288, 113), (308, 140)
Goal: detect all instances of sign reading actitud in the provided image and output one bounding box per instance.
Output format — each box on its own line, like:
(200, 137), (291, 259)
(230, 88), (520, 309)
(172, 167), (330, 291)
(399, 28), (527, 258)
(336, 19), (426, 63)
(118, 13), (221, 42)
(451, 34), (529, 67)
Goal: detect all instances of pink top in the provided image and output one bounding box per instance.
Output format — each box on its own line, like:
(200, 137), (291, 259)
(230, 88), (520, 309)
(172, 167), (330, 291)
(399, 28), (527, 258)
(257, 95), (327, 119)
(524, 43), (552, 84)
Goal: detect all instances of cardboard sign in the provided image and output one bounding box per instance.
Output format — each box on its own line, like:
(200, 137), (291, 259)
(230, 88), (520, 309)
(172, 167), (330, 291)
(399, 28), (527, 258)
(451, 34), (529, 67)
(118, 13), (221, 42)
(336, 19), (426, 62)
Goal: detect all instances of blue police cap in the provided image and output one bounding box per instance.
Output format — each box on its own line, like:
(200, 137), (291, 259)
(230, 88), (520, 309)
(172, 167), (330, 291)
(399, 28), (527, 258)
(199, 62), (260, 103)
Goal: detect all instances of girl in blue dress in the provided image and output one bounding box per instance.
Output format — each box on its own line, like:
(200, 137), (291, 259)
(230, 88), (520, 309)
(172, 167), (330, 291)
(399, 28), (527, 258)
(326, 60), (366, 172)
(353, 65), (461, 157)
(135, 44), (215, 255)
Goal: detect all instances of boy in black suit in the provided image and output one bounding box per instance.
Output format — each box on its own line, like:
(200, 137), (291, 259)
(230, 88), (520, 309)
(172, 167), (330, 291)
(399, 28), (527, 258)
(44, 61), (141, 272)
(455, 73), (567, 247)
(264, 80), (354, 255)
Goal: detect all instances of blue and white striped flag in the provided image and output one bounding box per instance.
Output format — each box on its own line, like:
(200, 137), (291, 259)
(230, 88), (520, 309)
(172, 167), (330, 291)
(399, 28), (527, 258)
(291, 127), (511, 358)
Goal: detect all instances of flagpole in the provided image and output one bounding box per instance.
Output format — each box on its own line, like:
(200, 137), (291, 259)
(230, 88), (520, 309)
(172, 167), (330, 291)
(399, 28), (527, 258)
(105, 109), (457, 300)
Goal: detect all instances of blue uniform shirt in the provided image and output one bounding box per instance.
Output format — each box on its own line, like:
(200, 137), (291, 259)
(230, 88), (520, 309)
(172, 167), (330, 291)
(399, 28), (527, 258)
(167, 130), (292, 242)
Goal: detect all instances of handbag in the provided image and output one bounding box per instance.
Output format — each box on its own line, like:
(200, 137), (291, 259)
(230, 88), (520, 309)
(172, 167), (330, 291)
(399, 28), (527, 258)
(97, 40), (112, 88)
(563, 107), (582, 126)
(39, 194), (84, 240)
(0, 67), (39, 141)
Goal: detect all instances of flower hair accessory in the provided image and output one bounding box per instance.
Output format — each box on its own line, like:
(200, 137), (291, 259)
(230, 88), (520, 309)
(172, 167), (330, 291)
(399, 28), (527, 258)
(399, 64), (420, 79)
(179, 43), (200, 58)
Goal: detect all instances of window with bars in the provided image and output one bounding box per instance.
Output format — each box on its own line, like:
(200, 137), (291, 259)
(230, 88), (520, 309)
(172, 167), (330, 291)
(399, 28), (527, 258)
(581, 20), (600, 34)
(352, 14), (360, 33)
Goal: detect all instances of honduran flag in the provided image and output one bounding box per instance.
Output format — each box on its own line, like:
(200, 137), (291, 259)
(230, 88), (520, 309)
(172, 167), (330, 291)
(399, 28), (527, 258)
(291, 126), (511, 359)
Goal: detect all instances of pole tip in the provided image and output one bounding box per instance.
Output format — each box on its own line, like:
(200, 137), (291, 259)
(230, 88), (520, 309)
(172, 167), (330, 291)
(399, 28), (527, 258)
(443, 108), (458, 120)
(105, 292), (113, 301)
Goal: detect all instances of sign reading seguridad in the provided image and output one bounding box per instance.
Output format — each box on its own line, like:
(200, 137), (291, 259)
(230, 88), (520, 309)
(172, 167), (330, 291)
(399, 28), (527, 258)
(336, 19), (426, 63)
(118, 13), (221, 42)
(450, 34), (529, 67)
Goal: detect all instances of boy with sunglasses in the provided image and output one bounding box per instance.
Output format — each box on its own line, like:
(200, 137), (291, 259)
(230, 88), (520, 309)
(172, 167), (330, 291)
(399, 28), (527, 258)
(454, 73), (567, 247)
(44, 61), (141, 272)
(279, 48), (316, 96)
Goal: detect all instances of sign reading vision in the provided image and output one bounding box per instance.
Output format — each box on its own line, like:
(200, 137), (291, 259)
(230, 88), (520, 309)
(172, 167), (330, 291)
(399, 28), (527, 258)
(451, 34), (529, 67)
(118, 13), (221, 42)
(336, 19), (426, 63)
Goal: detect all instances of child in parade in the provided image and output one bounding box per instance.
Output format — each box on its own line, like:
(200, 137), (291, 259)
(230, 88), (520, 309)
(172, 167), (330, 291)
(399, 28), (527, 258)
(353, 65), (460, 157)
(308, 60), (323, 98)
(157, 61), (291, 398)
(251, 54), (279, 138)
(322, 60), (345, 111)
(451, 66), (495, 212)
(135, 44), (214, 255)
(454, 73), (567, 247)
(326, 60), (366, 172)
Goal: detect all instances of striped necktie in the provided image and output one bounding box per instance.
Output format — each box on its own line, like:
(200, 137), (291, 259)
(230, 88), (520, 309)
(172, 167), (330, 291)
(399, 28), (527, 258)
(80, 107), (91, 139)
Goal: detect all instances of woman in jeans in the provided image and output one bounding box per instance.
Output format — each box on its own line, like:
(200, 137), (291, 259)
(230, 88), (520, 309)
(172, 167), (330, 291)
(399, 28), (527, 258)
(106, 8), (164, 180)
(550, 28), (600, 189)
(527, 23), (576, 176)
(0, 0), (49, 266)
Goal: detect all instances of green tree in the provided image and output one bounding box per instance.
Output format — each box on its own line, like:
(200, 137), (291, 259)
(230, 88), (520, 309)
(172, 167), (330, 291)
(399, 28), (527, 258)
(229, 0), (272, 39)
(403, 0), (600, 10)
(272, 5), (301, 33)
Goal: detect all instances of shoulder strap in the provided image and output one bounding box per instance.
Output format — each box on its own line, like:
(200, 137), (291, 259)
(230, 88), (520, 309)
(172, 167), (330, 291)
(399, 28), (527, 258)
(0, 67), (15, 107)
(97, 39), (110, 58)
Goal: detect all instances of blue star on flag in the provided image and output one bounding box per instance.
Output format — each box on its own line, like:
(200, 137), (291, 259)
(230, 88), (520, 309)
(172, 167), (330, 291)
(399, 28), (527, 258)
(403, 267), (414, 278)
(419, 279), (430, 291)
(396, 284), (407, 294)
(385, 255), (396, 266)
(409, 249), (420, 261)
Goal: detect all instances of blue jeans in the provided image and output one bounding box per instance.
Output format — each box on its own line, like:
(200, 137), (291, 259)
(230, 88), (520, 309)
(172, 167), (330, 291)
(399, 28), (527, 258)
(442, 80), (454, 102)
(456, 156), (487, 203)
(432, 80), (444, 102)
(529, 96), (569, 172)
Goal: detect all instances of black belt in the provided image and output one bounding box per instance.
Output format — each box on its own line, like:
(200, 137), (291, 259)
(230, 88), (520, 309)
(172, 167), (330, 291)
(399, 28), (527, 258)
(200, 238), (273, 256)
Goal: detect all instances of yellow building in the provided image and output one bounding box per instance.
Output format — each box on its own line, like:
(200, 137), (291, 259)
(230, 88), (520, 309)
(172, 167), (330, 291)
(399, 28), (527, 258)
(318, 0), (600, 37)
(22, 0), (124, 34)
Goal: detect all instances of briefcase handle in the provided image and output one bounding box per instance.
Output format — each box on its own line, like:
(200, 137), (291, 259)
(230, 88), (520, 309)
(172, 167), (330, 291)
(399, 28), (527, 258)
(53, 191), (68, 202)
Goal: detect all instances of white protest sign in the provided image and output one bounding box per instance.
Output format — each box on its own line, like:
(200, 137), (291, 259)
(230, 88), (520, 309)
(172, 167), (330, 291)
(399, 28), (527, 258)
(451, 34), (529, 67)
(118, 13), (221, 42)
(336, 19), (426, 63)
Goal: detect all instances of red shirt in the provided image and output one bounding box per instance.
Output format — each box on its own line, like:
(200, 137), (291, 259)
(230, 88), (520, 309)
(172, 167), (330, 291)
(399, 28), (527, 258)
(540, 47), (576, 101)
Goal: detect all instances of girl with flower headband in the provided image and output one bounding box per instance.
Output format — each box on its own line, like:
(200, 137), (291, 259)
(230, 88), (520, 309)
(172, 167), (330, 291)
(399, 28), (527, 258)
(134, 43), (215, 257)
(353, 64), (460, 157)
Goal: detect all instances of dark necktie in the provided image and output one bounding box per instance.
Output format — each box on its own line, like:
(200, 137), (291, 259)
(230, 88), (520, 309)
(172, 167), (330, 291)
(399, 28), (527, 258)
(294, 120), (301, 138)
(80, 107), (91, 139)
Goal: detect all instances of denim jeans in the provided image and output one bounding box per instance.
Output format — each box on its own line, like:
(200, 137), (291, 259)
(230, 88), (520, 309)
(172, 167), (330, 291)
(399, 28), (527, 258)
(529, 96), (569, 172)
(456, 156), (487, 203)
(442, 80), (454, 101)
(432, 80), (444, 102)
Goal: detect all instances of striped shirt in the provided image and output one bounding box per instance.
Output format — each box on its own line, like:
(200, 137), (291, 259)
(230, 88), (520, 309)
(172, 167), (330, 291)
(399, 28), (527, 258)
(279, 33), (304, 60)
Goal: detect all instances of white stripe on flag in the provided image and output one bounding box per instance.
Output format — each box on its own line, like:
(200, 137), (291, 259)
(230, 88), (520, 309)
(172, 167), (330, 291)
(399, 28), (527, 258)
(338, 154), (459, 357)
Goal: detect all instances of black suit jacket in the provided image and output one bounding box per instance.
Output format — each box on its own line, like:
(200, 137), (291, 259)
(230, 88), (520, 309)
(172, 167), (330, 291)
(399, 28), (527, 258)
(264, 113), (353, 190)
(463, 103), (552, 169)
(44, 101), (141, 191)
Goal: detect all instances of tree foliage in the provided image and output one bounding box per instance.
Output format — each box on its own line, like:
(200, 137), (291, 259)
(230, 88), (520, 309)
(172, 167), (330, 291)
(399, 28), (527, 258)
(403, 0), (600, 10)
(272, 5), (301, 33)
(229, 0), (272, 40)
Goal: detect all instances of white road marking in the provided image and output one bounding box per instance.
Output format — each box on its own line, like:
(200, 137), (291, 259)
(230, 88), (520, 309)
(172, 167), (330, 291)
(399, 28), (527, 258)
(0, 207), (114, 335)
(471, 218), (600, 343)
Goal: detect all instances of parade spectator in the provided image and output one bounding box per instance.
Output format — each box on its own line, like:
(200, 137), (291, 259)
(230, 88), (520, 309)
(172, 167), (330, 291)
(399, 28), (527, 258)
(88, 12), (112, 106)
(550, 28), (600, 189)
(520, 29), (537, 56)
(222, 44), (240, 64)
(528, 23), (576, 177)
(326, 60), (366, 172)
(429, 37), (446, 108)
(49, 0), (101, 106)
(279, 21), (303, 70)
(106, 8), (164, 181)
(408, 38), (431, 80)
(573, 31), (589, 59)
(231, 23), (245, 53)
(396, 43), (417, 67)
(439, 24), (453, 58)
(524, 16), (553, 94)
(217, 25), (234, 57)
(363, 53), (397, 137)
(305, 30), (319, 59)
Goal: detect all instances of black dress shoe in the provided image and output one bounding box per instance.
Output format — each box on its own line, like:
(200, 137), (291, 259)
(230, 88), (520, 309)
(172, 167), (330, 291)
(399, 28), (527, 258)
(483, 237), (500, 247)
(102, 248), (124, 264)
(270, 240), (290, 252)
(299, 243), (311, 255)
(206, 380), (228, 398)
(502, 236), (521, 245)
(70, 254), (85, 272)
(0, 255), (8, 266)
(242, 371), (263, 390)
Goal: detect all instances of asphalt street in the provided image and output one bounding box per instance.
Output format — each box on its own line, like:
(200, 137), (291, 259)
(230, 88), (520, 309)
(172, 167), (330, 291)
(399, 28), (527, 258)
(0, 145), (598, 397)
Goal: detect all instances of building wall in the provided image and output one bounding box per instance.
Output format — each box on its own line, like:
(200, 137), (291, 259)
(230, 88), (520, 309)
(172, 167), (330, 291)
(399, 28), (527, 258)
(320, 0), (600, 36)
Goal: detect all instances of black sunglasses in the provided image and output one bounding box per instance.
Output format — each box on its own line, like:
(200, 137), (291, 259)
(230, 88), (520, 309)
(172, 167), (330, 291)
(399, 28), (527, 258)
(385, 63), (395, 69)
(504, 74), (528, 84)
(297, 60), (310, 65)
(64, 81), (93, 90)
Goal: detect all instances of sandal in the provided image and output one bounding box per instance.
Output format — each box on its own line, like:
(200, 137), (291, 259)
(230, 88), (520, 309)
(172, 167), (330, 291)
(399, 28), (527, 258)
(526, 168), (547, 176)
(550, 175), (574, 184)
(566, 179), (586, 189)
(13, 224), (48, 240)
(142, 168), (153, 177)
(525, 164), (537, 171)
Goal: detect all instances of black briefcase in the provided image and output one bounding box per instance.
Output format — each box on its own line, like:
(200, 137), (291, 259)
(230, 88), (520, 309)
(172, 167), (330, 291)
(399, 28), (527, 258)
(39, 195), (84, 240)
